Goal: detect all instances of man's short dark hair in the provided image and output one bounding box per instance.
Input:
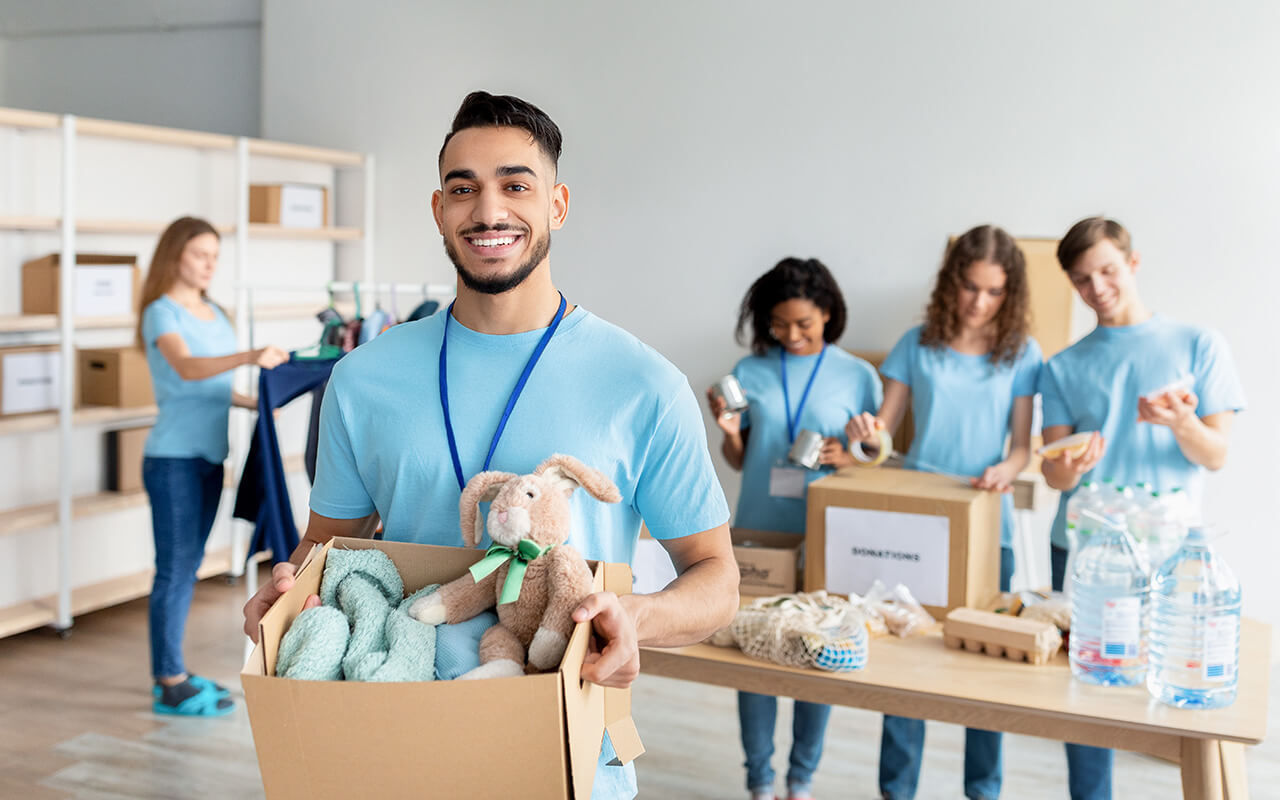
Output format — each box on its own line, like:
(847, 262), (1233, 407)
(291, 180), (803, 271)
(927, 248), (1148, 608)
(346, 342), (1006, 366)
(1057, 216), (1132, 273)
(438, 91), (563, 173)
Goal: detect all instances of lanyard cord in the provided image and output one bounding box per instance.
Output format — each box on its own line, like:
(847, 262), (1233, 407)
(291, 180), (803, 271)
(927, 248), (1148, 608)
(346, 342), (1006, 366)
(780, 344), (827, 442)
(440, 293), (567, 492)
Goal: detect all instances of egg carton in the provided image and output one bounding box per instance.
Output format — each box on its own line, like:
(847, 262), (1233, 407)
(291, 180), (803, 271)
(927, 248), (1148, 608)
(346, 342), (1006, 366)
(942, 607), (1062, 666)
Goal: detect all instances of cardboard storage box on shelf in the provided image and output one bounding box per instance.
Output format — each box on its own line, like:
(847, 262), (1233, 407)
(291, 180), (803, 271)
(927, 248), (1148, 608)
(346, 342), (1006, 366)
(1, 345), (62, 418)
(22, 253), (139, 317)
(78, 347), (153, 408)
(249, 183), (329, 228)
(105, 426), (149, 493)
(732, 528), (802, 596)
(804, 467), (1001, 618)
(243, 537), (644, 800)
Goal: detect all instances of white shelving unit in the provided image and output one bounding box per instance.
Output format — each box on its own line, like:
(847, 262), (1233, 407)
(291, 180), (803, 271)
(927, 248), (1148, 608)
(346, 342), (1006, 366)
(0, 105), (376, 638)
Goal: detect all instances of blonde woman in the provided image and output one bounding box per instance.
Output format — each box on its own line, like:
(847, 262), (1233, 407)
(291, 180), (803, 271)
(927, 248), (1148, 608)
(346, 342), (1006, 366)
(136, 216), (287, 716)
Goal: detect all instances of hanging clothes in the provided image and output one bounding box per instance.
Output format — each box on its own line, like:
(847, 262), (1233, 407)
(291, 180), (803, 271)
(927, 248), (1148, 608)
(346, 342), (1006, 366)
(234, 354), (342, 564)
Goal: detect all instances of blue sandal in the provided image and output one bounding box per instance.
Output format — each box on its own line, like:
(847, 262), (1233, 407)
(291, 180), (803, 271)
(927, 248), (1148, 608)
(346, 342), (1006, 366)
(152, 674), (231, 700)
(153, 681), (234, 717)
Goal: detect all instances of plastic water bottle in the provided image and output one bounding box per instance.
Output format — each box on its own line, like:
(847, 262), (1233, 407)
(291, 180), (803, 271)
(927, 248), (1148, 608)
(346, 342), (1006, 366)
(1143, 491), (1188, 571)
(1063, 482), (1099, 598)
(1147, 527), (1240, 708)
(1069, 512), (1149, 686)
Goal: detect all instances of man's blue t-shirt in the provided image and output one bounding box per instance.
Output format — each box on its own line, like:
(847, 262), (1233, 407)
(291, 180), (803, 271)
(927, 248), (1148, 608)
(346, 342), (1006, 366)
(310, 306), (730, 800)
(141, 295), (238, 463)
(881, 326), (1043, 548)
(732, 346), (882, 533)
(1038, 314), (1246, 548)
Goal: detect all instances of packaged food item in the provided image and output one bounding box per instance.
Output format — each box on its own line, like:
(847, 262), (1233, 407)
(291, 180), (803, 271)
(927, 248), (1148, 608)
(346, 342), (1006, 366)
(862, 580), (936, 637)
(1143, 375), (1195, 406)
(1037, 431), (1096, 459)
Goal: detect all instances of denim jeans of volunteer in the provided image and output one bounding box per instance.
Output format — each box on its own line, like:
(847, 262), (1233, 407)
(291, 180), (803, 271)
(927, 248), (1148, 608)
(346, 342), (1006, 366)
(144, 456), (224, 678)
(739, 691), (832, 795)
(879, 546), (1015, 800)
(1051, 545), (1114, 800)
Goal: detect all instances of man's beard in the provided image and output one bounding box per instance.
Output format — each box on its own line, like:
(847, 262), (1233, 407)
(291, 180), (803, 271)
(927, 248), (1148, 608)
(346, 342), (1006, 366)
(444, 227), (551, 295)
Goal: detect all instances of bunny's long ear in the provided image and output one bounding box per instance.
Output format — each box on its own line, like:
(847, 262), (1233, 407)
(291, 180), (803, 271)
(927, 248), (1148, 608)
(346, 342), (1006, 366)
(535, 454), (622, 504)
(459, 471), (516, 547)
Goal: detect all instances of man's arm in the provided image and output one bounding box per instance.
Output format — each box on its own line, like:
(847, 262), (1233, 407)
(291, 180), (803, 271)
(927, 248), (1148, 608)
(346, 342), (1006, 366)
(1137, 392), (1235, 471)
(242, 510), (379, 641)
(572, 522), (738, 688)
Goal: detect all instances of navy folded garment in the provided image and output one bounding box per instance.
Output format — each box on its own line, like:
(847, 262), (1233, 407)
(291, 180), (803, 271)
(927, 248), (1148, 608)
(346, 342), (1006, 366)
(234, 355), (341, 564)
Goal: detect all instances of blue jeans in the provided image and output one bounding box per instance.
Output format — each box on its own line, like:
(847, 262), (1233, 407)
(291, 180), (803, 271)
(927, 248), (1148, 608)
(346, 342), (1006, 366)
(1052, 545), (1114, 800)
(738, 691), (831, 794)
(143, 456), (224, 678)
(880, 546), (1015, 800)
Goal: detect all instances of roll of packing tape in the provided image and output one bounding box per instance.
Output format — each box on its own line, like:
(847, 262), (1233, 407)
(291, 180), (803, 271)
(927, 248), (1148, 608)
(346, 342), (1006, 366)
(851, 427), (892, 467)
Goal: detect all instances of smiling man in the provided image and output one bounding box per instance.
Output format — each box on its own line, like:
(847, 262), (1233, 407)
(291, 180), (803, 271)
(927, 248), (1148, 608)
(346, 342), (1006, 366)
(243, 91), (739, 799)
(1037, 216), (1246, 800)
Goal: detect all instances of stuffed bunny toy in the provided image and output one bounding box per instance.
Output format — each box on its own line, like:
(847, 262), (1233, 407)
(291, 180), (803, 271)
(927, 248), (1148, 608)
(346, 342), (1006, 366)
(409, 454), (621, 680)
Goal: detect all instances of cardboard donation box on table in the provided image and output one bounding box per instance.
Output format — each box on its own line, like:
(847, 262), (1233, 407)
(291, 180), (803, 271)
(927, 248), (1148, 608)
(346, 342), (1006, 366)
(243, 537), (644, 800)
(805, 467), (1001, 618)
(78, 347), (153, 408)
(22, 253), (139, 317)
(732, 528), (803, 596)
(0, 345), (61, 418)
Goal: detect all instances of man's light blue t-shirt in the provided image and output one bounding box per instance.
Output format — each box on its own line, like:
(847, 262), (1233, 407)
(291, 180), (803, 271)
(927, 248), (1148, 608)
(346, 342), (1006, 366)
(733, 347), (882, 533)
(1039, 314), (1246, 549)
(141, 295), (238, 463)
(881, 326), (1043, 548)
(311, 306), (730, 800)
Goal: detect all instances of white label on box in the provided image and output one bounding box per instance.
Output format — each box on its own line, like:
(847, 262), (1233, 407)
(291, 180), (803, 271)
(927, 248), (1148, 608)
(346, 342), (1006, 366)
(824, 506), (950, 608)
(1202, 615), (1238, 681)
(279, 184), (326, 228)
(3, 351), (62, 415)
(1100, 596), (1141, 658)
(74, 265), (134, 317)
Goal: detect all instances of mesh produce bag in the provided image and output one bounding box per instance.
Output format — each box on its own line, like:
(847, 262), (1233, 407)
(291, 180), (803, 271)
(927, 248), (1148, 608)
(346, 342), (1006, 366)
(729, 591), (868, 672)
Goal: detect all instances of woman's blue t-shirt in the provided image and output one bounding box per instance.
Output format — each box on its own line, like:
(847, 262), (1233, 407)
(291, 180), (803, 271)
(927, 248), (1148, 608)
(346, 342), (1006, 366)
(881, 325), (1043, 547)
(141, 295), (238, 463)
(733, 346), (883, 533)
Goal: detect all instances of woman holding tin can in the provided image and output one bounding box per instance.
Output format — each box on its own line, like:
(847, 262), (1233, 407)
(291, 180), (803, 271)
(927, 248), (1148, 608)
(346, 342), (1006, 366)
(846, 225), (1041, 800)
(707, 257), (882, 800)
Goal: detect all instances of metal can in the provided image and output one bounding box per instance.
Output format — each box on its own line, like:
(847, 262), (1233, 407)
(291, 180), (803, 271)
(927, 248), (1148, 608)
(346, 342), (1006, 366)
(712, 374), (749, 414)
(788, 429), (825, 470)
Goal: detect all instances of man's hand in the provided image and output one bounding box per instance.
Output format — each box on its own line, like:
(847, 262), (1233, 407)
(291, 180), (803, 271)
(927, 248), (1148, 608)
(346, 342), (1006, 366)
(1138, 390), (1198, 431)
(571, 591), (640, 689)
(1049, 431), (1106, 478)
(242, 561), (320, 642)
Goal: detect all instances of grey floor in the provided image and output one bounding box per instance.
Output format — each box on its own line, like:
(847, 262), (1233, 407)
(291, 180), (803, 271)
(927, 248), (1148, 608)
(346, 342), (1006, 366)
(2, 574), (1275, 799)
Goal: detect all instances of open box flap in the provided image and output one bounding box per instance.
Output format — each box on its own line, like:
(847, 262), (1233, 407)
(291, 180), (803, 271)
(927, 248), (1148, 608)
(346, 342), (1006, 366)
(255, 539), (331, 675)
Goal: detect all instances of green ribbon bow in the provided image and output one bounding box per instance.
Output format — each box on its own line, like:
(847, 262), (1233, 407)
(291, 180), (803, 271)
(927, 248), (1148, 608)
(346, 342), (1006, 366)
(469, 539), (555, 605)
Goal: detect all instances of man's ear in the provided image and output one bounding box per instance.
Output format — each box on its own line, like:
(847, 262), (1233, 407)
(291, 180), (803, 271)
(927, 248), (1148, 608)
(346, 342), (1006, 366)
(549, 182), (569, 231)
(1128, 250), (1142, 275)
(431, 188), (446, 234)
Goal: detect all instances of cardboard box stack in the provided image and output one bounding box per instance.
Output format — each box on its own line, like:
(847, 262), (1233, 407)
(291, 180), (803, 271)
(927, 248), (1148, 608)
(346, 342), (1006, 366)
(78, 347), (153, 408)
(805, 467), (1001, 618)
(243, 537), (643, 800)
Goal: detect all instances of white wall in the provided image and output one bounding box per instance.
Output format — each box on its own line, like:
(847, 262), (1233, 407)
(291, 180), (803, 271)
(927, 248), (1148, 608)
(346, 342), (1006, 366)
(260, 1), (1280, 630)
(1, 26), (260, 136)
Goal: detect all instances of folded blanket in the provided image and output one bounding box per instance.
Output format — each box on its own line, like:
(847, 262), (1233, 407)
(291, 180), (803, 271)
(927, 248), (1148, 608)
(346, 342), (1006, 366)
(276, 548), (438, 682)
(435, 610), (498, 680)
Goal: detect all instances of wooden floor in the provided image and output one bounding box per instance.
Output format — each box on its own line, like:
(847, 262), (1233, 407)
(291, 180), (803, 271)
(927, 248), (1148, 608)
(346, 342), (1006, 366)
(0, 572), (1274, 799)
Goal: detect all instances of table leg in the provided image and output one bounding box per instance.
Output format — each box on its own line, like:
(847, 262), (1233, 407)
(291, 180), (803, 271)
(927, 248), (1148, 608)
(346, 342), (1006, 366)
(1181, 738), (1224, 800)
(1219, 741), (1250, 800)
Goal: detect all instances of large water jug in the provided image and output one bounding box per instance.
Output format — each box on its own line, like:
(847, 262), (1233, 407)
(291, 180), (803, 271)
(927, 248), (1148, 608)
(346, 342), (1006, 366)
(1147, 527), (1240, 708)
(1069, 512), (1149, 686)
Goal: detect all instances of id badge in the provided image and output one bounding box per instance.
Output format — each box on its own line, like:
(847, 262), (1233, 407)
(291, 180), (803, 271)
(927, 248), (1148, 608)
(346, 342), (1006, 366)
(769, 463), (807, 499)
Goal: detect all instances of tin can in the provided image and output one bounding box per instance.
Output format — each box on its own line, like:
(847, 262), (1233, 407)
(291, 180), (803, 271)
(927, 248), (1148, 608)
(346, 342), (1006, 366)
(712, 375), (749, 414)
(788, 429), (825, 470)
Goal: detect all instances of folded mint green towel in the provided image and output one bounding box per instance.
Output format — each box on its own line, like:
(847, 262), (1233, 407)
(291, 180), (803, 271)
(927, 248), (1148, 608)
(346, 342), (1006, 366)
(319, 549), (403, 680)
(276, 605), (348, 680)
(358, 585), (440, 683)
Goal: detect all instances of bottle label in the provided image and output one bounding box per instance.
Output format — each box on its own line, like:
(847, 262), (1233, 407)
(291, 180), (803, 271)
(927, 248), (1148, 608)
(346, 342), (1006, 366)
(1101, 596), (1141, 658)
(1203, 615), (1238, 682)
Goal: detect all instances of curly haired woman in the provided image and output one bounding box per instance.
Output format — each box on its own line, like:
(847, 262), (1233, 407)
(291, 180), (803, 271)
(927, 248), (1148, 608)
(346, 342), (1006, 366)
(846, 225), (1042, 800)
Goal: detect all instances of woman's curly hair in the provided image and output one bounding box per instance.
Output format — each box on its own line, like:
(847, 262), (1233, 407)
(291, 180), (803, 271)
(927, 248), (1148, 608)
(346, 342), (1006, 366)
(920, 225), (1030, 365)
(735, 257), (847, 356)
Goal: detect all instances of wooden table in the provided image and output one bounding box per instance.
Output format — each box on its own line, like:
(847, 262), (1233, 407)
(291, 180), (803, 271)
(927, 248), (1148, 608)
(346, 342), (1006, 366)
(641, 619), (1269, 799)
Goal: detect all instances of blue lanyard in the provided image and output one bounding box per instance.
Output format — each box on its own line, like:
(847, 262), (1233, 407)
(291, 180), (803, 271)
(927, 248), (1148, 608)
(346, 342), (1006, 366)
(780, 344), (827, 442)
(440, 293), (567, 492)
